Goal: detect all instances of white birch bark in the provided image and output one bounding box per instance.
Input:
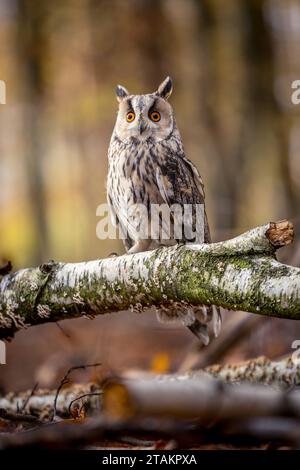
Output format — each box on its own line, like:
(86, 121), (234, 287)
(0, 220), (298, 340)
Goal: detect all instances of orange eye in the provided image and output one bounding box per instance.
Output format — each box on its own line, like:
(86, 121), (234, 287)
(126, 111), (135, 122)
(150, 111), (161, 122)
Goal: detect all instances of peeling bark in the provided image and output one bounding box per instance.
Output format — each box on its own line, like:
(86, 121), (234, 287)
(0, 220), (298, 340)
(203, 355), (300, 388)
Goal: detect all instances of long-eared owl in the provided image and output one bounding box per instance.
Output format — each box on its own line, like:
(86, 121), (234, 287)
(107, 77), (221, 344)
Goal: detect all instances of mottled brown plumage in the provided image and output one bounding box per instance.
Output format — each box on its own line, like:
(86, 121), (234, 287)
(107, 77), (221, 344)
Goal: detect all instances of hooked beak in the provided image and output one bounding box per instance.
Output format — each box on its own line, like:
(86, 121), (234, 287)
(138, 116), (147, 134)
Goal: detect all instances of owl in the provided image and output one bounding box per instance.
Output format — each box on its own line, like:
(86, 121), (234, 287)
(107, 77), (221, 344)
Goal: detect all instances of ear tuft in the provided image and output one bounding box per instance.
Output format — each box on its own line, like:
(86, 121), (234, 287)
(157, 76), (173, 100)
(116, 85), (129, 102)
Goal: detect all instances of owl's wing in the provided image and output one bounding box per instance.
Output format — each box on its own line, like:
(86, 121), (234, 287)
(107, 194), (134, 251)
(156, 151), (221, 340)
(156, 152), (211, 243)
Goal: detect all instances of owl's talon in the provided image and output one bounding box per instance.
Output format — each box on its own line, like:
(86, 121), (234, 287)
(108, 252), (119, 258)
(187, 319), (210, 345)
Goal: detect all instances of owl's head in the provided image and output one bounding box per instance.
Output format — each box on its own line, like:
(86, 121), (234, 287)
(114, 77), (174, 143)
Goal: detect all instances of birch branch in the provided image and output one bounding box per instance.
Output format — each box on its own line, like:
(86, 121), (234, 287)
(102, 374), (300, 422)
(177, 355), (300, 388)
(0, 220), (298, 340)
(0, 355), (299, 423)
(0, 383), (101, 420)
(203, 355), (300, 388)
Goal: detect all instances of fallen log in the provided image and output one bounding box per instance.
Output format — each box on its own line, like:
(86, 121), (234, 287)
(102, 374), (300, 421)
(1, 354), (300, 431)
(0, 383), (101, 420)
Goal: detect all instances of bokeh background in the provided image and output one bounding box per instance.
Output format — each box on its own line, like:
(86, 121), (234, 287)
(0, 0), (300, 392)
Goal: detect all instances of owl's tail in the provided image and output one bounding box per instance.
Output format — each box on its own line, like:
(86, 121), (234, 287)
(156, 303), (222, 346)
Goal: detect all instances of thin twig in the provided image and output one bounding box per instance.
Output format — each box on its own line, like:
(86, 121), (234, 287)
(53, 363), (101, 420)
(0, 408), (42, 425)
(67, 392), (103, 417)
(20, 382), (39, 413)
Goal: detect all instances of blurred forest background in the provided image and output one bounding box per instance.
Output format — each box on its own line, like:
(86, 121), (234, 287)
(0, 0), (300, 393)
